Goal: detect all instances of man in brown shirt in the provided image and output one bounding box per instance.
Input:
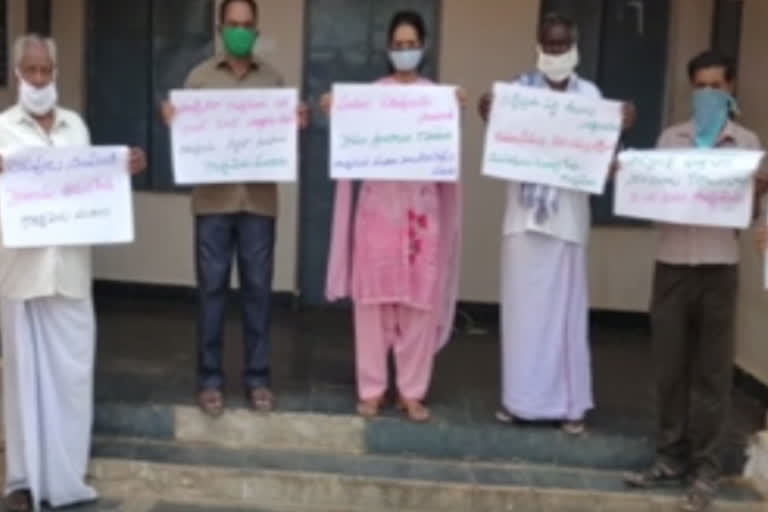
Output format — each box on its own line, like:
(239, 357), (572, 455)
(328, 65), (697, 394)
(624, 51), (764, 512)
(162, 0), (307, 415)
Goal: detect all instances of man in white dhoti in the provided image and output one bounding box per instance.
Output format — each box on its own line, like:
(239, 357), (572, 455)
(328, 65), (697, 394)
(478, 13), (634, 434)
(0, 35), (146, 511)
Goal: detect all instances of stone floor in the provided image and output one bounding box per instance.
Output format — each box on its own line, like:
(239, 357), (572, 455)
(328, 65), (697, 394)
(92, 293), (767, 472)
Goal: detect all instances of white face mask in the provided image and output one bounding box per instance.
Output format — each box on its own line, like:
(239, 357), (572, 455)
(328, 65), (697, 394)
(388, 49), (424, 72)
(536, 45), (579, 82)
(17, 74), (58, 116)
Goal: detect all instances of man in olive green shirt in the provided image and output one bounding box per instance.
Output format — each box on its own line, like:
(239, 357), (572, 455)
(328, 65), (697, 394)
(162, 0), (307, 415)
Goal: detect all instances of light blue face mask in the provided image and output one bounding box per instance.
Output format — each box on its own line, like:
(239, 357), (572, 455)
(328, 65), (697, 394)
(692, 88), (738, 148)
(388, 49), (424, 72)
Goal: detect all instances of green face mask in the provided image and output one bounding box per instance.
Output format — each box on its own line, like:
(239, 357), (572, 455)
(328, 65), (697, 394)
(222, 27), (258, 58)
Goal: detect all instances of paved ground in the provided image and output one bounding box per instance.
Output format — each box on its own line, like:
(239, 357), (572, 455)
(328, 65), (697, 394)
(0, 294), (765, 511)
(92, 294), (766, 468)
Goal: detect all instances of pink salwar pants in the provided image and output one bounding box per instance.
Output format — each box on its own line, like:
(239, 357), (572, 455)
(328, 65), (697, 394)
(353, 303), (435, 401)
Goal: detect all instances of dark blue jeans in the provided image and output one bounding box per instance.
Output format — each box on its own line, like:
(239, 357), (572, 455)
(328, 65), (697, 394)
(195, 213), (275, 392)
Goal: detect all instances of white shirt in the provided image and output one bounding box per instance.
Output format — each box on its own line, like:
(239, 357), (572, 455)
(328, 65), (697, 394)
(0, 105), (93, 300)
(503, 73), (602, 246)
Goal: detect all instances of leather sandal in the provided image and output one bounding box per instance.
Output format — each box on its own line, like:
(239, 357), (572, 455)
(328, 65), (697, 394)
(249, 387), (275, 413)
(197, 388), (224, 417)
(397, 398), (431, 423)
(6, 490), (32, 512)
(624, 461), (687, 488)
(357, 397), (382, 418)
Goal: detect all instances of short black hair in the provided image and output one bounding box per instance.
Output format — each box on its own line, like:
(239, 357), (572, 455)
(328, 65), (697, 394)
(387, 10), (427, 45)
(687, 50), (736, 82)
(539, 12), (579, 42)
(219, 0), (258, 24)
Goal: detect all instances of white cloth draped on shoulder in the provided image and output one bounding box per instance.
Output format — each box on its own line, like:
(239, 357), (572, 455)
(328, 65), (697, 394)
(500, 233), (593, 421)
(1, 297), (98, 510)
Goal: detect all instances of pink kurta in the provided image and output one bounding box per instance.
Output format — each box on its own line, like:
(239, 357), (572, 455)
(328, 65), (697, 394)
(325, 76), (461, 400)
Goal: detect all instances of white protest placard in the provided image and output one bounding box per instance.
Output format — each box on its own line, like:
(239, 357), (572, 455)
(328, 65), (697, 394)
(170, 88), (298, 185)
(482, 82), (622, 194)
(330, 83), (460, 182)
(614, 149), (764, 228)
(0, 146), (134, 248)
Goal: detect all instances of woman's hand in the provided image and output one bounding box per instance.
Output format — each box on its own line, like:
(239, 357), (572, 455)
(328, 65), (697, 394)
(160, 101), (177, 125)
(128, 147), (147, 175)
(455, 87), (468, 109)
(320, 93), (333, 116)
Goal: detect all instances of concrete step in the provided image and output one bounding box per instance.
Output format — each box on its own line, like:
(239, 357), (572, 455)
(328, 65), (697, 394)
(94, 403), (656, 471)
(140, 502), (361, 512)
(89, 437), (764, 512)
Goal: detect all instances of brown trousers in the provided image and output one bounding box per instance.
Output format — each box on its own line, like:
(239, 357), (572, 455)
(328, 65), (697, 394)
(650, 263), (738, 482)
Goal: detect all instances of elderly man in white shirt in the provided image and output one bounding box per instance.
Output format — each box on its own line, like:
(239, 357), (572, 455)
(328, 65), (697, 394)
(0, 34), (146, 511)
(478, 13), (634, 435)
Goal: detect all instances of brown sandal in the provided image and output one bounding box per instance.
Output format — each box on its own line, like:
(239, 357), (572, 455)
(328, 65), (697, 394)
(249, 387), (275, 413)
(197, 389), (224, 418)
(6, 490), (32, 512)
(398, 398), (431, 423)
(356, 397), (382, 418)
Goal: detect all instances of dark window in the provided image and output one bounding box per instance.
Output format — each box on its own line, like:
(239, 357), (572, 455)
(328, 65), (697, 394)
(27, 0), (51, 36)
(86, 0), (214, 191)
(539, 0), (671, 227)
(711, 0), (743, 65)
(298, 0), (442, 304)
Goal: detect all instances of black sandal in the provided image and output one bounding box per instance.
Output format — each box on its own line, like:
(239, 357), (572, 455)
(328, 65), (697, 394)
(680, 479), (716, 512)
(623, 461), (686, 488)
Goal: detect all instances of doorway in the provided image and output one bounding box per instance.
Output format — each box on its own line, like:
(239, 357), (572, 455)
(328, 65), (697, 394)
(297, 0), (442, 306)
(541, 0), (670, 224)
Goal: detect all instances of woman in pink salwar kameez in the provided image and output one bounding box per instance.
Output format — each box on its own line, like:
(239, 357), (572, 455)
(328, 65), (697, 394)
(322, 10), (463, 422)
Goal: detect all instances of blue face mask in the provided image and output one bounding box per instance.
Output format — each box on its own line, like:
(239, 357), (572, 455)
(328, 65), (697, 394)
(692, 88), (737, 148)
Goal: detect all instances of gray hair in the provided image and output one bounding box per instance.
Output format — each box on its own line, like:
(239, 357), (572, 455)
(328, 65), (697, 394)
(13, 34), (57, 68)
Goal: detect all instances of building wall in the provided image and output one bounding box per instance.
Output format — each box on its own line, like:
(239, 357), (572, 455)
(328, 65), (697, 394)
(734, 0), (768, 385)
(437, 0), (538, 301)
(37, 0), (768, 385)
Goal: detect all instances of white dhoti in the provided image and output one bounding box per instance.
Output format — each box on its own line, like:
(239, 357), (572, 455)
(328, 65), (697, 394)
(0, 296), (97, 510)
(500, 232), (593, 421)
